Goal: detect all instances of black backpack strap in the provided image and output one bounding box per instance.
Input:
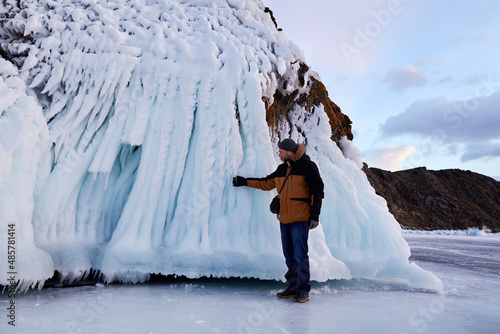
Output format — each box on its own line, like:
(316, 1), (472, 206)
(278, 169), (292, 196)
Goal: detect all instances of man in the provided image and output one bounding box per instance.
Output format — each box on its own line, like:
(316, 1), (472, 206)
(232, 138), (324, 303)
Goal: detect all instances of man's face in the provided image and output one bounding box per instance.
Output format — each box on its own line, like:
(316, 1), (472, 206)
(279, 149), (294, 162)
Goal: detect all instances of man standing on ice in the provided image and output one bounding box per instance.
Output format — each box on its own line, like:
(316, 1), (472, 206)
(233, 139), (324, 303)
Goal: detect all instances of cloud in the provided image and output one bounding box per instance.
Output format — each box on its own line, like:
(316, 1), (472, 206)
(436, 76), (453, 85)
(380, 89), (500, 161)
(382, 65), (426, 92)
(415, 57), (442, 67)
(461, 142), (500, 162)
(367, 145), (416, 171)
(463, 74), (490, 86)
(380, 96), (449, 138)
(381, 90), (500, 141)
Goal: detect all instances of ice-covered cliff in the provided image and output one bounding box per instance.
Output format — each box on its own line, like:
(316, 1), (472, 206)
(0, 0), (442, 291)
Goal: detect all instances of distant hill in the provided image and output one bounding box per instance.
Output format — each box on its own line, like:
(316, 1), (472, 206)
(362, 164), (500, 233)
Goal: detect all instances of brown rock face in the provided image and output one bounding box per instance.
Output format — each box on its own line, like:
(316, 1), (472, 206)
(263, 62), (353, 146)
(362, 164), (500, 232)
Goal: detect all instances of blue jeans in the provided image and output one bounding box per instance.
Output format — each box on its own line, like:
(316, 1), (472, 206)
(280, 221), (310, 294)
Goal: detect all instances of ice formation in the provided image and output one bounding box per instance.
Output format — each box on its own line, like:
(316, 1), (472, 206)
(0, 0), (442, 291)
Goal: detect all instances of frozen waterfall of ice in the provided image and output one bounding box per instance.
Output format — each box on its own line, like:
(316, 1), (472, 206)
(0, 0), (442, 291)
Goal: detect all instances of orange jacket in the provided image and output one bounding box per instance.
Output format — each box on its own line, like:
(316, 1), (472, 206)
(246, 144), (324, 224)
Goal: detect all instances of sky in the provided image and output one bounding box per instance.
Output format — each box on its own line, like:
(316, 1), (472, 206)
(263, 0), (500, 180)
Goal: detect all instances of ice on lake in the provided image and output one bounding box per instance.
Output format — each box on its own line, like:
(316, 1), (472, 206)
(2, 233), (499, 334)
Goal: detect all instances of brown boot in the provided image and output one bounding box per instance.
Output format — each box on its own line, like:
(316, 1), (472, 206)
(276, 288), (297, 298)
(294, 293), (309, 303)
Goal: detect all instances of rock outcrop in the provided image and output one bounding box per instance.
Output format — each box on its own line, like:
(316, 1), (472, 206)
(362, 164), (500, 232)
(263, 62), (353, 147)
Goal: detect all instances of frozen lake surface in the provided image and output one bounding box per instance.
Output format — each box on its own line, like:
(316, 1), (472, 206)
(2, 233), (500, 334)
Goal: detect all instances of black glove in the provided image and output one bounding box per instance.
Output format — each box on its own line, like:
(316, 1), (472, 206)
(308, 214), (319, 229)
(232, 176), (247, 187)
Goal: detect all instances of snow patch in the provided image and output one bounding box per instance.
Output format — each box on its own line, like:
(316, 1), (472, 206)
(403, 228), (500, 238)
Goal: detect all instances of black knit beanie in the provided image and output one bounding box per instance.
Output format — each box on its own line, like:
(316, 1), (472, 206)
(278, 138), (298, 152)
